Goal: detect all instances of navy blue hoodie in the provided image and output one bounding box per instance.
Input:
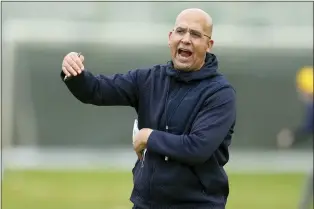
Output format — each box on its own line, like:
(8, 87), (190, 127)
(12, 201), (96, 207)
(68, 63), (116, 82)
(61, 53), (236, 209)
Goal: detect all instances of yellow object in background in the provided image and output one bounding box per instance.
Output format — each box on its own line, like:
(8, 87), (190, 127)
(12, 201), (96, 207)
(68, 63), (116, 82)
(296, 66), (313, 94)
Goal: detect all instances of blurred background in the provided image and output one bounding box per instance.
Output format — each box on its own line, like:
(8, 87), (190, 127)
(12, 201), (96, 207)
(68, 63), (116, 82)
(1, 1), (313, 209)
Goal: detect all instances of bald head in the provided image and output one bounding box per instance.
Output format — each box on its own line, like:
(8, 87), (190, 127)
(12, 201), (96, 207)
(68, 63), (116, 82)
(168, 8), (214, 71)
(175, 8), (213, 36)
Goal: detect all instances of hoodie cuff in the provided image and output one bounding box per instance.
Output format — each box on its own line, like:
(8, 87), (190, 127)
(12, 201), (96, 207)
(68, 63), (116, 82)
(147, 130), (158, 151)
(60, 70), (86, 83)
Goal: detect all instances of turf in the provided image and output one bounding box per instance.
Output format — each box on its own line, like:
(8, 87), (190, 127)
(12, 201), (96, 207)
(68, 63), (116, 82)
(2, 170), (311, 209)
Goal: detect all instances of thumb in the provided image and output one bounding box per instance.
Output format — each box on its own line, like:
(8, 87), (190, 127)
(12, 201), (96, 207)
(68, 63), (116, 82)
(80, 55), (85, 63)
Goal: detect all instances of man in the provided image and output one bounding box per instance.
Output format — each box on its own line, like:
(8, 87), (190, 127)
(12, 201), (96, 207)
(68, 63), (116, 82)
(277, 66), (313, 209)
(61, 8), (236, 209)
(277, 66), (313, 148)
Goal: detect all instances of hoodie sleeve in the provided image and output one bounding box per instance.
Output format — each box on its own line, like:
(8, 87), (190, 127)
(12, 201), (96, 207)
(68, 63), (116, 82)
(146, 87), (236, 165)
(61, 69), (139, 108)
(291, 102), (313, 145)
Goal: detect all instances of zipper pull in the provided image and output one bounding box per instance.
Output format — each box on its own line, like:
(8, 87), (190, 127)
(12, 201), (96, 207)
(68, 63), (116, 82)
(165, 125), (169, 161)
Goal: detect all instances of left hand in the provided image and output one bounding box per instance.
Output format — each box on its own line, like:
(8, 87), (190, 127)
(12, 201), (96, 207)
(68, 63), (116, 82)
(133, 128), (153, 160)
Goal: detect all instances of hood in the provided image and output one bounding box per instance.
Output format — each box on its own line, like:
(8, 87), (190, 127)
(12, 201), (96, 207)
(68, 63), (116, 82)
(166, 52), (219, 83)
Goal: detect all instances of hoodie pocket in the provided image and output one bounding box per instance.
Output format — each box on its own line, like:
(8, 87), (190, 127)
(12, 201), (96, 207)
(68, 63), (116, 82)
(132, 157), (151, 200)
(190, 166), (208, 194)
(151, 160), (207, 202)
(193, 162), (229, 196)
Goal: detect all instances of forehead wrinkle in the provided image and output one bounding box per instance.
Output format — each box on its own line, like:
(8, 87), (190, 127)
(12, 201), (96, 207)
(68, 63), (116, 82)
(175, 22), (205, 34)
(174, 8), (213, 36)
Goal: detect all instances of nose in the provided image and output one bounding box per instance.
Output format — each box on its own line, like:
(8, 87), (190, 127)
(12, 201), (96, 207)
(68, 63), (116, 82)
(181, 32), (191, 44)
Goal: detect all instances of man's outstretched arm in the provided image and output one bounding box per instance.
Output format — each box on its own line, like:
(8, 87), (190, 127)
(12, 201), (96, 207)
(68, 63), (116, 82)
(61, 52), (139, 107)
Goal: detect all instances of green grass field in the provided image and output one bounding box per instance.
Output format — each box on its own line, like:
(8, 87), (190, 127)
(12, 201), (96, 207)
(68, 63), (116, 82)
(2, 170), (312, 209)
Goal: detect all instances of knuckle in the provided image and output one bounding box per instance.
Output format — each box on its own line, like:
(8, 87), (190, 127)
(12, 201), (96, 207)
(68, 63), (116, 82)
(72, 63), (79, 69)
(69, 52), (77, 56)
(75, 58), (81, 64)
(63, 60), (68, 66)
(69, 60), (76, 67)
(64, 58), (71, 65)
(64, 62), (71, 67)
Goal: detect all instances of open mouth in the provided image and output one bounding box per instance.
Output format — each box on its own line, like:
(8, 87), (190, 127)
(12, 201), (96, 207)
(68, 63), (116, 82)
(178, 48), (193, 58)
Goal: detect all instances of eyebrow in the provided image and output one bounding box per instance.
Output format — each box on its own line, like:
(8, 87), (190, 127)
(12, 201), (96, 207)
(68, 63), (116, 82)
(176, 26), (211, 39)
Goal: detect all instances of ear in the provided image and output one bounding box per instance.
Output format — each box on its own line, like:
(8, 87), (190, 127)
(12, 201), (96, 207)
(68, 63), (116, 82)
(206, 39), (214, 52)
(168, 31), (173, 47)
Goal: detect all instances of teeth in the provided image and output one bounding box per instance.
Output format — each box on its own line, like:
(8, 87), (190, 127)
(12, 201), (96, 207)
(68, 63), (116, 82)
(180, 49), (191, 52)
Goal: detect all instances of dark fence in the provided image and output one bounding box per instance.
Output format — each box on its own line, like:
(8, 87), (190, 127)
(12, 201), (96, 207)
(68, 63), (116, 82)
(9, 43), (313, 149)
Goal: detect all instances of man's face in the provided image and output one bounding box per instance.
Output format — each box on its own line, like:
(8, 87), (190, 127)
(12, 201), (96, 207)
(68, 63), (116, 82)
(168, 14), (213, 71)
